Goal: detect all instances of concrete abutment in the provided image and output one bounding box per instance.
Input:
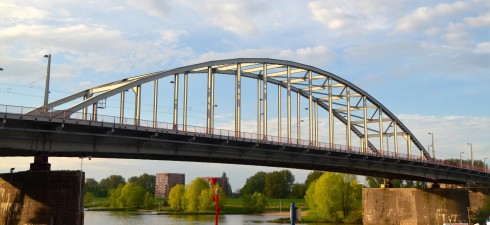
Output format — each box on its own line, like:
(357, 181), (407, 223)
(363, 188), (474, 225)
(0, 171), (84, 225)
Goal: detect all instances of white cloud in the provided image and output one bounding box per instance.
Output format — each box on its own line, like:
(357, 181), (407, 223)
(445, 23), (472, 46)
(182, 0), (265, 37)
(127, 0), (170, 19)
(0, 24), (123, 53)
(394, 1), (470, 32)
(398, 114), (490, 160)
(0, 3), (48, 21)
(308, 0), (403, 31)
(475, 42), (490, 53)
(0, 24), (193, 84)
(156, 29), (188, 44)
(465, 13), (490, 28)
(190, 45), (335, 68)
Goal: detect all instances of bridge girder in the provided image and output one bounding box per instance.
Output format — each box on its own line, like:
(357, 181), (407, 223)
(37, 58), (431, 160)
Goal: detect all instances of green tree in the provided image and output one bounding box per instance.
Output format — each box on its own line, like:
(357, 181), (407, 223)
(185, 178), (209, 212)
(290, 183), (306, 199)
(241, 171), (266, 195)
(199, 189), (213, 211)
(85, 178), (103, 197)
(306, 172), (361, 221)
(305, 179), (317, 209)
(402, 180), (427, 188)
(108, 183), (148, 209)
(472, 195), (490, 224)
(305, 171), (323, 189)
(143, 192), (153, 209)
(221, 172), (232, 197)
(128, 173), (156, 196)
(121, 183), (146, 208)
(84, 192), (95, 204)
(100, 175), (126, 197)
(168, 184), (185, 211)
(242, 192), (268, 213)
(366, 177), (384, 188)
(108, 184), (124, 208)
(265, 170), (294, 198)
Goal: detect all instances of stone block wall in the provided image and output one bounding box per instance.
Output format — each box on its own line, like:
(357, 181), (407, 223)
(0, 171), (83, 225)
(363, 188), (469, 225)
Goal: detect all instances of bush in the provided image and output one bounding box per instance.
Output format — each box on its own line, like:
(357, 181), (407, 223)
(84, 192), (95, 204)
(242, 192), (268, 213)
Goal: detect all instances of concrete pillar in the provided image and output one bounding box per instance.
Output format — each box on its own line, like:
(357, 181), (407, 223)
(0, 171), (84, 225)
(363, 188), (470, 225)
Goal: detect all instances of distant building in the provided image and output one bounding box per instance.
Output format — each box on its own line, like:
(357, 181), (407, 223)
(155, 173), (185, 198)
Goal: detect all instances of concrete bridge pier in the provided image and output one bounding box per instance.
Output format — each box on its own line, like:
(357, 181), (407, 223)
(363, 188), (470, 225)
(0, 153), (84, 225)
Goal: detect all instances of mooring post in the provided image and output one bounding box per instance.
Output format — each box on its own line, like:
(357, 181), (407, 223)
(290, 202), (296, 225)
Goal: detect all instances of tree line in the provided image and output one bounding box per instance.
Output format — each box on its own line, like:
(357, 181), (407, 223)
(84, 169), (431, 215)
(84, 173), (156, 209)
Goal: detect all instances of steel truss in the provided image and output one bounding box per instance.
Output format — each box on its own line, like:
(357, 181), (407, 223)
(39, 58), (432, 160)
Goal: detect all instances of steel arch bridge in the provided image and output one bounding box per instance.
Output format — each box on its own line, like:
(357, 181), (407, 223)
(0, 58), (488, 184)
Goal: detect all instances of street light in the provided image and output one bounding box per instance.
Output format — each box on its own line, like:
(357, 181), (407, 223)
(484, 157), (488, 173)
(43, 54), (51, 111)
(467, 143), (473, 166)
(460, 152), (464, 167)
(80, 156), (92, 171)
(428, 133), (435, 159)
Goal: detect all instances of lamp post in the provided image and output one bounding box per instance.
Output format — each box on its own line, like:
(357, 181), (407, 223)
(467, 143), (473, 166)
(209, 177), (219, 225)
(460, 152), (464, 167)
(484, 157), (488, 173)
(43, 54), (51, 111)
(428, 133), (435, 159)
(80, 156), (91, 171)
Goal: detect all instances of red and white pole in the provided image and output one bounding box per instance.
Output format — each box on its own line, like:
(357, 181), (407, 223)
(215, 187), (219, 225)
(209, 177), (219, 225)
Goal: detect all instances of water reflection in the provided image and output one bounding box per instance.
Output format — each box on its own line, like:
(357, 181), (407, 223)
(85, 211), (282, 225)
(84, 211), (347, 225)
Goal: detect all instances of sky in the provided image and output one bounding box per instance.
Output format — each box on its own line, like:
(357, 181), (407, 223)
(0, 0), (489, 190)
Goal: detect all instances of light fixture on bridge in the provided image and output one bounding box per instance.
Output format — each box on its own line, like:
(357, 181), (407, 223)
(0, 68), (3, 71)
(467, 143), (474, 166)
(428, 133), (435, 159)
(43, 54), (51, 111)
(214, 105), (218, 107)
(170, 80), (174, 83)
(484, 157), (488, 173)
(460, 151), (464, 167)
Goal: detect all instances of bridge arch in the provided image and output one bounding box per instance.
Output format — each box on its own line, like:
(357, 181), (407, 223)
(44, 58), (431, 160)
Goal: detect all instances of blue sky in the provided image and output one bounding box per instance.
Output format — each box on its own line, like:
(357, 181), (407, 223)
(0, 0), (489, 189)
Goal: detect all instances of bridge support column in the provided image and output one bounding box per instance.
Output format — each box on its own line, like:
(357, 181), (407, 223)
(0, 170), (84, 225)
(30, 151), (51, 171)
(363, 188), (470, 225)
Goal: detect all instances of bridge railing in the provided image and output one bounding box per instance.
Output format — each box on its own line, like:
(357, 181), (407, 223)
(1, 104), (487, 173)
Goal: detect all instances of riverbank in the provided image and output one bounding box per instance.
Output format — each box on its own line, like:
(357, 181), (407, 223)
(85, 197), (308, 215)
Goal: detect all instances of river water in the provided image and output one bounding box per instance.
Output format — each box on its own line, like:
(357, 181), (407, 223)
(84, 211), (338, 225)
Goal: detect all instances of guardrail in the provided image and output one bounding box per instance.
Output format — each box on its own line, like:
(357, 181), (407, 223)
(0, 104), (487, 173)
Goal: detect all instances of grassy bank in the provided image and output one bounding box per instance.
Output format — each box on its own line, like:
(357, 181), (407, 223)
(85, 197), (308, 214)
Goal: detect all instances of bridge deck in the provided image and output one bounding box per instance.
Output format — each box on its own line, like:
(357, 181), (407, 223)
(0, 105), (489, 184)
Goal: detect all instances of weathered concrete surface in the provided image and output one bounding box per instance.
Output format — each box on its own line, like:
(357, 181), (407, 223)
(0, 171), (83, 225)
(363, 188), (469, 225)
(469, 191), (487, 211)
